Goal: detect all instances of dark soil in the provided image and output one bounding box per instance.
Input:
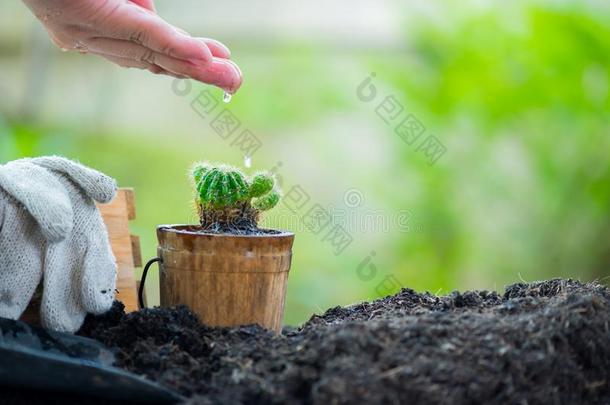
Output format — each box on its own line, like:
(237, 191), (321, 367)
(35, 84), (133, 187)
(75, 278), (610, 405)
(196, 202), (272, 235)
(194, 227), (282, 236)
(162, 224), (282, 237)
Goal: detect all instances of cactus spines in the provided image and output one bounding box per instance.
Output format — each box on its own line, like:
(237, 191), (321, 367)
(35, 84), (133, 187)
(191, 162), (281, 233)
(249, 172), (274, 198)
(196, 166), (249, 208)
(192, 163), (210, 185)
(252, 189), (280, 211)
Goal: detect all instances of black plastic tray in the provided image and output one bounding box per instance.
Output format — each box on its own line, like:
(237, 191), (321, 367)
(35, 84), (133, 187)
(0, 317), (184, 403)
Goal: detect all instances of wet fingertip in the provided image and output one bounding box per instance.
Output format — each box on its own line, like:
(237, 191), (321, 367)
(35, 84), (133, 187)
(227, 61), (243, 93)
(229, 60), (242, 78)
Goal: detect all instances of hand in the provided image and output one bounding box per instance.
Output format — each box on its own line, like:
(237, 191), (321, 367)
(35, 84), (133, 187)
(22, 0), (243, 93)
(0, 157), (118, 333)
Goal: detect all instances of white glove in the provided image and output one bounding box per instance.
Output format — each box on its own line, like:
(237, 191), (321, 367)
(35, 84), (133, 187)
(23, 157), (118, 333)
(0, 161), (73, 320)
(0, 156), (118, 333)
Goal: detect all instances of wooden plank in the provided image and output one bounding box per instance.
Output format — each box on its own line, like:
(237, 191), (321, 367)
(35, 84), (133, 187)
(131, 235), (142, 268)
(124, 188), (136, 220)
(97, 188), (139, 312)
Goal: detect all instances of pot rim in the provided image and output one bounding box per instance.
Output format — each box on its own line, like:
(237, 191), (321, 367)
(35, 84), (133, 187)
(157, 224), (294, 239)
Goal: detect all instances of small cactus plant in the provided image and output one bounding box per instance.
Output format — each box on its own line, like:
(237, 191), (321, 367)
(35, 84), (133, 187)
(192, 162), (280, 233)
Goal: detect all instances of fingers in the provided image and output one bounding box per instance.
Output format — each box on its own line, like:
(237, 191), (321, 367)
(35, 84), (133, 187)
(170, 27), (230, 59)
(104, 1), (212, 63)
(86, 37), (242, 92)
(199, 38), (231, 59)
(100, 54), (185, 78)
(129, 0), (156, 12)
(41, 0), (240, 91)
(90, 35), (231, 61)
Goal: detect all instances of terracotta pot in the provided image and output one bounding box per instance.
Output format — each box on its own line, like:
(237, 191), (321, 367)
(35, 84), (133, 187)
(141, 225), (294, 334)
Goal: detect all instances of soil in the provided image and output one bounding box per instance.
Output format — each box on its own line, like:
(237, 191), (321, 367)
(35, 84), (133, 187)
(3, 278), (609, 404)
(163, 224), (283, 237)
(71, 278), (610, 405)
(194, 228), (282, 236)
(197, 202), (268, 235)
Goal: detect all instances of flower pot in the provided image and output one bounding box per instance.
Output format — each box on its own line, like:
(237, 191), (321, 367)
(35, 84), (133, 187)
(142, 225), (294, 334)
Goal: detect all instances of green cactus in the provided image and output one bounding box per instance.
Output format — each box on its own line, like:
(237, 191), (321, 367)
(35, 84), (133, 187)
(191, 162), (281, 232)
(252, 189), (280, 211)
(249, 172), (274, 198)
(196, 166), (250, 208)
(192, 163), (210, 185)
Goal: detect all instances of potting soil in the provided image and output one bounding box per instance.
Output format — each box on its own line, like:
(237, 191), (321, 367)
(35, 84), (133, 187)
(73, 278), (610, 405)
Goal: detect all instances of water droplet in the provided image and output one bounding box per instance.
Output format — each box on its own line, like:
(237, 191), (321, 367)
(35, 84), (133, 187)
(60, 48), (69, 52)
(223, 92), (232, 103)
(244, 155), (252, 168)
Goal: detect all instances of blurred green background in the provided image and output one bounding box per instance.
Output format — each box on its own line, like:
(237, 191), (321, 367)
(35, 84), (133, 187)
(1, 1), (608, 325)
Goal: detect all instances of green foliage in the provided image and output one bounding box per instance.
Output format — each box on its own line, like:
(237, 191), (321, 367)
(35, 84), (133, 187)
(372, 3), (610, 291)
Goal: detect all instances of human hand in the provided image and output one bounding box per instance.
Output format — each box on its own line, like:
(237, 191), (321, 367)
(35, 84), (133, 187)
(22, 0), (243, 93)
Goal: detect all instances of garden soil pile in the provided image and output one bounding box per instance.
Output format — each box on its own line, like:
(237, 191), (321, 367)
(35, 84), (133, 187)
(76, 278), (610, 404)
(4, 278), (609, 404)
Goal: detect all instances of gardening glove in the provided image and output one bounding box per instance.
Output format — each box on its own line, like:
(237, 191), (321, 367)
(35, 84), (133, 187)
(0, 161), (73, 320)
(23, 156), (118, 333)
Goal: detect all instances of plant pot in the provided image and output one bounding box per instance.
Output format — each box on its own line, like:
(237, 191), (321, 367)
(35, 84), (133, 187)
(143, 225), (294, 334)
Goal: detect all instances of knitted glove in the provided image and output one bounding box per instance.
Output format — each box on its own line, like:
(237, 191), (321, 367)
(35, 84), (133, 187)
(0, 161), (73, 320)
(24, 157), (118, 333)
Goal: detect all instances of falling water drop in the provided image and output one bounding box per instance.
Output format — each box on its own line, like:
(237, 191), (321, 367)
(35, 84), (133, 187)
(244, 155), (252, 168)
(223, 92), (232, 103)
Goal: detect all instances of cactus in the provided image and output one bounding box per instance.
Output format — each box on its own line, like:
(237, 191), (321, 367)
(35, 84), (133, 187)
(192, 163), (209, 185)
(196, 166), (250, 208)
(249, 173), (274, 198)
(191, 162), (281, 232)
(252, 189), (280, 211)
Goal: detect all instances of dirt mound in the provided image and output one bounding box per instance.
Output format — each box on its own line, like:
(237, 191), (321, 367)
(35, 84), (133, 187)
(76, 278), (610, 405)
